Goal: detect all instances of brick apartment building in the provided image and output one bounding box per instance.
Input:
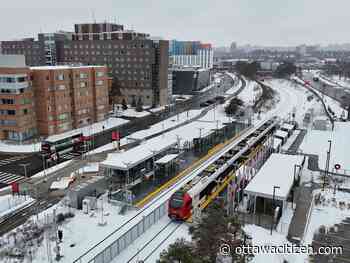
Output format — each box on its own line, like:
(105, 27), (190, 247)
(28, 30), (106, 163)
(0, 55), (109, 140)
(0, 55), (37, 141)
(1, 22), (169, 107)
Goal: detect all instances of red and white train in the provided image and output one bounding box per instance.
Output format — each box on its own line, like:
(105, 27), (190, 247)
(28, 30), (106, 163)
(168, 118), (277, 220)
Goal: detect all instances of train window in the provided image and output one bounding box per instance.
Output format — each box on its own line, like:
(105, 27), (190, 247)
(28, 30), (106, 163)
(170, 198), (183, 208)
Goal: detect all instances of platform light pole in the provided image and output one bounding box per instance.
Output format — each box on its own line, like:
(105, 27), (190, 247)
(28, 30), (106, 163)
(270, 185), (280, 235)
(323, 140), (332, 191)
(19, 163), (30, 178)
(293, 164), (302, 209)
(198, 127), (204, 139)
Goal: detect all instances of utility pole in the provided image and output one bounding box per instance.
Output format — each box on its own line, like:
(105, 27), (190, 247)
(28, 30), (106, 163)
(19, 163), (30, 178)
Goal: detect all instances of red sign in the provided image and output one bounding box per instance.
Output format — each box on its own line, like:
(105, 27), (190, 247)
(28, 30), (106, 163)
(11, 182), (19, 194)
(112, 131), (120, 141)
(335, 164), (341, 170)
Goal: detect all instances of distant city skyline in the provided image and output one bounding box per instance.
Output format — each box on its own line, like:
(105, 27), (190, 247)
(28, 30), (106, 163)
(1, 0), (350, 47)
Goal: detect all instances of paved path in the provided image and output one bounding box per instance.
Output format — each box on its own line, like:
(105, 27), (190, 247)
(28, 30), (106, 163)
(287, 185), (313, 243)
(287, 129), (307, 153)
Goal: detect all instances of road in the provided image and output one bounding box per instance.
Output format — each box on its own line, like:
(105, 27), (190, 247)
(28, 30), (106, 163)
(303, 71), (350, 106)
(0, 74), (235, 186)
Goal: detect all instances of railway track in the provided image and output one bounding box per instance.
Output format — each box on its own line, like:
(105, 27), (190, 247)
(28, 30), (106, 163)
(127, 221), (183, 263)
(0, 196), (61, 236)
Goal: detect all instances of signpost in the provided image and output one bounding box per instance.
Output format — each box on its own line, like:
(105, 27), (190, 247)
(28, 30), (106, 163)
(333, 164), (341, 194)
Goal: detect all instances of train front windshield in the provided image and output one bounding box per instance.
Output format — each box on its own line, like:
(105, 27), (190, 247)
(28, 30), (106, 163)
(170, 198), (184, 208)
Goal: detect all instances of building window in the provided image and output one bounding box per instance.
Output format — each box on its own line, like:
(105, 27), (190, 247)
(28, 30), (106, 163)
(56, 74), (64, 81)
(96, 71), (104, 77)
(58, 84), (66, 90)
(96, 80), (104, 86)
(80, 82), (87, 88)
(80, 73), (88, 79)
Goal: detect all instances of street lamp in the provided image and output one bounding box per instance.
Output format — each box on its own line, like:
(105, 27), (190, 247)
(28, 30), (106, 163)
(270, 185), (280, 235)
(323, 140), (332, 191)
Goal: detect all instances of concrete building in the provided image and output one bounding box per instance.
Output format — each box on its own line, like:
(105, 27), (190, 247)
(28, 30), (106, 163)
(1, 23), (169, 107)
(0, 55), (37, 141)
(171, 67), (211, 94)
(0, 55), (109, 139)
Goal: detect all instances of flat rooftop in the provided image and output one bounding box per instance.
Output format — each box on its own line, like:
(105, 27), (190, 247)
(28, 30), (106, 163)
(30, 65), (105, 70)
(245, 153), (305, 200)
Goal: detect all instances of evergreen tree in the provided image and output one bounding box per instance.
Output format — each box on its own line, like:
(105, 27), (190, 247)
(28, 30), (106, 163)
(225, 98), (244, 116)
(158, 238), (198, 263)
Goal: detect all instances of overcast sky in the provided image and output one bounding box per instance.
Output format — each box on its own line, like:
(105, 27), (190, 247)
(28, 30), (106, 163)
(1, 0), (349, 47)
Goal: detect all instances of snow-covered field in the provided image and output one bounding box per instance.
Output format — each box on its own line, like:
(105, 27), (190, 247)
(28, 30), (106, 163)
(300, 121), (350, 172)
(127, 109), (202, 141)
(237, 79), (262, 106)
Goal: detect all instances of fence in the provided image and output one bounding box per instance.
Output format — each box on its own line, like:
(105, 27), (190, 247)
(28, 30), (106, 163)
(74, 202), (167, 263)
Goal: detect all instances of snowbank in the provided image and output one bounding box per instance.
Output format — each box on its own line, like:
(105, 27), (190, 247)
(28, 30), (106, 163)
(0, 194), (35, 218)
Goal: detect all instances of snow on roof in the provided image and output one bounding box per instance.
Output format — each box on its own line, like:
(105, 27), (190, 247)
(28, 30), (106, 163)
(155, 154), (179, 164)
(281, 123), (295, 131)
(30, 65), (105, 70)
(245, 154), (305, 200)
(274, 130), (289, 139)
(101, 137), (178, 170)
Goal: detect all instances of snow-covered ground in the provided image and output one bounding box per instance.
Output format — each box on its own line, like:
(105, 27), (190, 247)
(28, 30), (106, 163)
(127, 109), (202, 141)
(32, 160), (73, 179)
(292, 75), (347, 120)
(237, 79), (262, 106)
(244, 224), (305, 263)
(119, 108), (151, 118)
(329, 75), (350, 89)
(300, 121), (350, 172)
(0, 194), (35, 218)
(0, 141), (41, 153)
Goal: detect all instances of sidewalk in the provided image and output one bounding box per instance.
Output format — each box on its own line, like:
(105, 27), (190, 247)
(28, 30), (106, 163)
(287, 185), (313, 243)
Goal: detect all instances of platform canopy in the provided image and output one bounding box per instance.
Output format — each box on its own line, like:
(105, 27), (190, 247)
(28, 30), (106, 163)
(155, 154), (179, 165)
(274, 130), (289, 140)
(244, 154), (305, 201)
(101, 137), (177, 170)
(281, 123), (295, 131)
